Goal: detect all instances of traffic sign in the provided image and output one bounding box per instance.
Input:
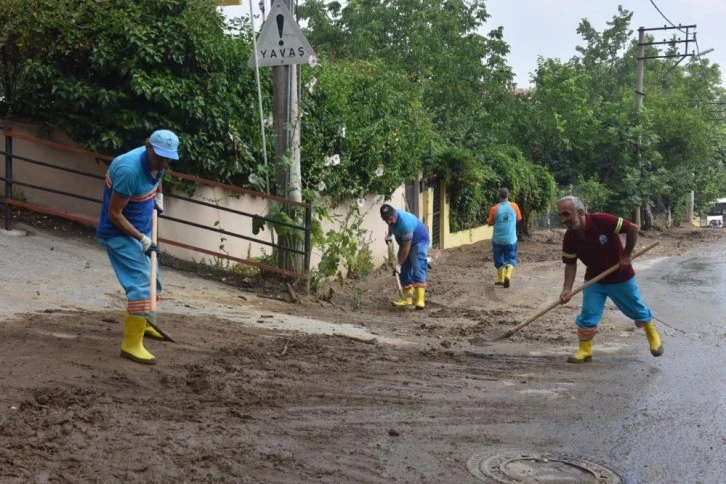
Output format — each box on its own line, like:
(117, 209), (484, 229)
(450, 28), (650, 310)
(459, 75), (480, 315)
(247, 0), (316, 67)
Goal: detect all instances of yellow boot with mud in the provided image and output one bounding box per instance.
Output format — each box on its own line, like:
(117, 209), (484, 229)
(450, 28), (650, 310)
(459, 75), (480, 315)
(495, 268), (505, 285)
(567, 339), (593, 363)
(392, 287), (414, 307)
(414, 287), (426, 310)
(121, 313), (157, 365)
(503, 265), (514, 288)
(643, 321), (664, 356)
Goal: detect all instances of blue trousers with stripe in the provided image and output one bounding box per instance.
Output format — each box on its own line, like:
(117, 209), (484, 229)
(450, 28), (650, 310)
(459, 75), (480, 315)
(99, 235), (161, 315)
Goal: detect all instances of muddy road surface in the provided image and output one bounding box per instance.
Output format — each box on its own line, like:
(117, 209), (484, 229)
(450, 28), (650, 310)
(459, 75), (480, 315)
(0, 216), (724, 483)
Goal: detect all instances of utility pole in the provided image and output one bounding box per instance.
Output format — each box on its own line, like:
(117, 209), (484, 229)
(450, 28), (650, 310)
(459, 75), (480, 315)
(634, 24), (696, 228)
(248, 0), (315, 271)
(634, 27), (645, 227)
(271, 0), (303, 271)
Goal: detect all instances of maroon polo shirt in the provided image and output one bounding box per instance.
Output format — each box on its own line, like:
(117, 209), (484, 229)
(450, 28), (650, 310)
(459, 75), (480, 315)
(561, 213), (635, 284)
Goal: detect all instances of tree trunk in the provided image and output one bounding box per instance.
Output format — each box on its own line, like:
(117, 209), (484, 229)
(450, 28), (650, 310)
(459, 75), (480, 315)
(642, 203), (654, 231)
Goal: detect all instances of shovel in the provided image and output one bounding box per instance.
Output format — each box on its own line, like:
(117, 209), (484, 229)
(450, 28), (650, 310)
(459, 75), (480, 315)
(147, 208), (175, 342)
(491, 241), (659, 341)
(394, 271), (404, 298)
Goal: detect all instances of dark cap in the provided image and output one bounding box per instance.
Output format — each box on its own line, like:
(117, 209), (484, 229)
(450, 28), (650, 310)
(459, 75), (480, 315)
(380, 204), (395, 219)
(498, 187), (509, 198)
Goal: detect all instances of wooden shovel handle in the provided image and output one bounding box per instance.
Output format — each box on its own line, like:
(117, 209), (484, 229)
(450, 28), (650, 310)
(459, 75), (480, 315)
(149, 209), (158, 313)
(498, 240), (659, 339)
(395, 272), (404, 298)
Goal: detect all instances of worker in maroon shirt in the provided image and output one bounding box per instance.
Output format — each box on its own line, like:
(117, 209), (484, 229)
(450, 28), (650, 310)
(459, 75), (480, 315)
(557, 196), (664, 363)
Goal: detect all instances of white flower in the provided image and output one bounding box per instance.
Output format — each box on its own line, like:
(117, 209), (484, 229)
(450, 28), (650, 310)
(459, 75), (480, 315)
(356, 198), (366, 208)
(249, 173), (261, 185)
(375, 166), (384, 177)
(323, 154), (341, 167)
(264, 115), (273, 128)
(317, 180), (326, 191)
(308, 55), (318, 67)
(305, 77), (317, 94)
(339, 126), (346, 138)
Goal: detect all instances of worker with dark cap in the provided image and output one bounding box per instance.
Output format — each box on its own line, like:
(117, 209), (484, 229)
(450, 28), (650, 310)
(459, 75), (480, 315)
(487, 187), (522, 288)
(380, 204), (430, 309)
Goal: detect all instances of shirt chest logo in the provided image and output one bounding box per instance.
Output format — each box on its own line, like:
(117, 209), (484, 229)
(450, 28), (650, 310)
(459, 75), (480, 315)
(599, 234), (608, 245)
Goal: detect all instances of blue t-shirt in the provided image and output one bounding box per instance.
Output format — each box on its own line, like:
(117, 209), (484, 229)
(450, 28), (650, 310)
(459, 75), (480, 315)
(391, 209), (430, 246)
(490, 201), (521, 245)
(97, 147), (162, 240)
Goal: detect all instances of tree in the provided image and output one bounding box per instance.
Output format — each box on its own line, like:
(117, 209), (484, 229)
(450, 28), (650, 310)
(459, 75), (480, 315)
(298, 0), (513, 140)
(510, 6), (725, 224)
(0, 0), (266, 182)
(299, 58), (435, 202)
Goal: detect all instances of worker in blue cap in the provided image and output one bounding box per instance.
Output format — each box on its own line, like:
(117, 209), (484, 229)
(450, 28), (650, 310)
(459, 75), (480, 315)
(97, 130), (180, 364)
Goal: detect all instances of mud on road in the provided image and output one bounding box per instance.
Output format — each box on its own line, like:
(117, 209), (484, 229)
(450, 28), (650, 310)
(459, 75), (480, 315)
(0, 216), (722, 483)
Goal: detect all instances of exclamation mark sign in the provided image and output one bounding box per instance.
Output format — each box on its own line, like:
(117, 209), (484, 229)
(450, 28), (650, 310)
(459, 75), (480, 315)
(276, 14), (284, 46)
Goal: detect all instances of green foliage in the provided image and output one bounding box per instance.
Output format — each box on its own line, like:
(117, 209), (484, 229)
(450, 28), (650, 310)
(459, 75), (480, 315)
(300, 58), (434, 202)
(511, 6), (725, 222)
(570, 175), (614, 212)
(314, 204), (374, 282)
(425, 146), (494, 232)
(298, 0), (513, 141)
(424, 144), (556, 233)
(482, 146), (558, 234)
(0, 0), (267, 183)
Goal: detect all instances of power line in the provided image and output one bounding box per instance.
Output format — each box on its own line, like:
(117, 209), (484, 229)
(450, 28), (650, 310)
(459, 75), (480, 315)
(648, 0), (687, 33)
(646, 1), (719, 112)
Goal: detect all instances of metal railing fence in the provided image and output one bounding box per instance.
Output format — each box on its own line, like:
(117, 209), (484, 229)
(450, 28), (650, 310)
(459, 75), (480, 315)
(1, 128), (311, 279)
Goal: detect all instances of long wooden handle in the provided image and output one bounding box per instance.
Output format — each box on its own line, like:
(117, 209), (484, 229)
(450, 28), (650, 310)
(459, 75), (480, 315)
(497, 240), (659, 339)
(149, 209), (158, 313)
(395, 272), (404, 297)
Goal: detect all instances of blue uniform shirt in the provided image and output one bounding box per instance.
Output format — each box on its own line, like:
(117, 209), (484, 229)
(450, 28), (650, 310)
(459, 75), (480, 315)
(97, 147), (162, 240)
(391, 209), (430, 246)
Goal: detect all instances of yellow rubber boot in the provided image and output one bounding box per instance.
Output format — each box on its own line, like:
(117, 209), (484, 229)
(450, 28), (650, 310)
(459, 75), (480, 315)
(503, 265), (514, 288)
(495, 268), (505, 285)
(414, 287), (426, 310)
(121, 313), (157, 365)
(567, 339), (593, 363)
(392, 287), (414, 307)
(643, 321), (664, 357)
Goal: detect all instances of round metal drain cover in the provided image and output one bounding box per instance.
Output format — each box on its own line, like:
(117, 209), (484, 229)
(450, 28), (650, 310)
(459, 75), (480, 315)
(467, 449), (629, 483)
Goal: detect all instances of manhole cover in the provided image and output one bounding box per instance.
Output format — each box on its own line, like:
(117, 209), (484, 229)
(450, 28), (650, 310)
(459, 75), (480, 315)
(467, 449), (629, 483)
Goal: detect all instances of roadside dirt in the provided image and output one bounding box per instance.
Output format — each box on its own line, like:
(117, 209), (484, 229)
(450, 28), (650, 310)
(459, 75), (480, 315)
(1, 210), (723, 483)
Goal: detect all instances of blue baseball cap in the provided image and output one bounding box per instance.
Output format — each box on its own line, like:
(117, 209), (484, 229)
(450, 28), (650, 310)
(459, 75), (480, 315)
(149, 129), (179, 161)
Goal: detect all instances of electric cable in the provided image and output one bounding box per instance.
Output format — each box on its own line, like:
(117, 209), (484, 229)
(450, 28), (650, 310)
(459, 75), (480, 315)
(648, 0), (687, 33)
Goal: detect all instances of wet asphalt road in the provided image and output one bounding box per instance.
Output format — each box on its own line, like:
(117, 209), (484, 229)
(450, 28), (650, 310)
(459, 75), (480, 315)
(619, 255), (726, 483)
(1, 227), (723, 483)
(482, 254), (726, 483)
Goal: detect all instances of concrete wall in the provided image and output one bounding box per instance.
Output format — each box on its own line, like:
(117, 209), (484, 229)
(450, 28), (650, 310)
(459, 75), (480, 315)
(430, 180), (493, 250)
(0, 119), (416, 272)
(0, 119), (108, 222)
(1, 120), (492, 273)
